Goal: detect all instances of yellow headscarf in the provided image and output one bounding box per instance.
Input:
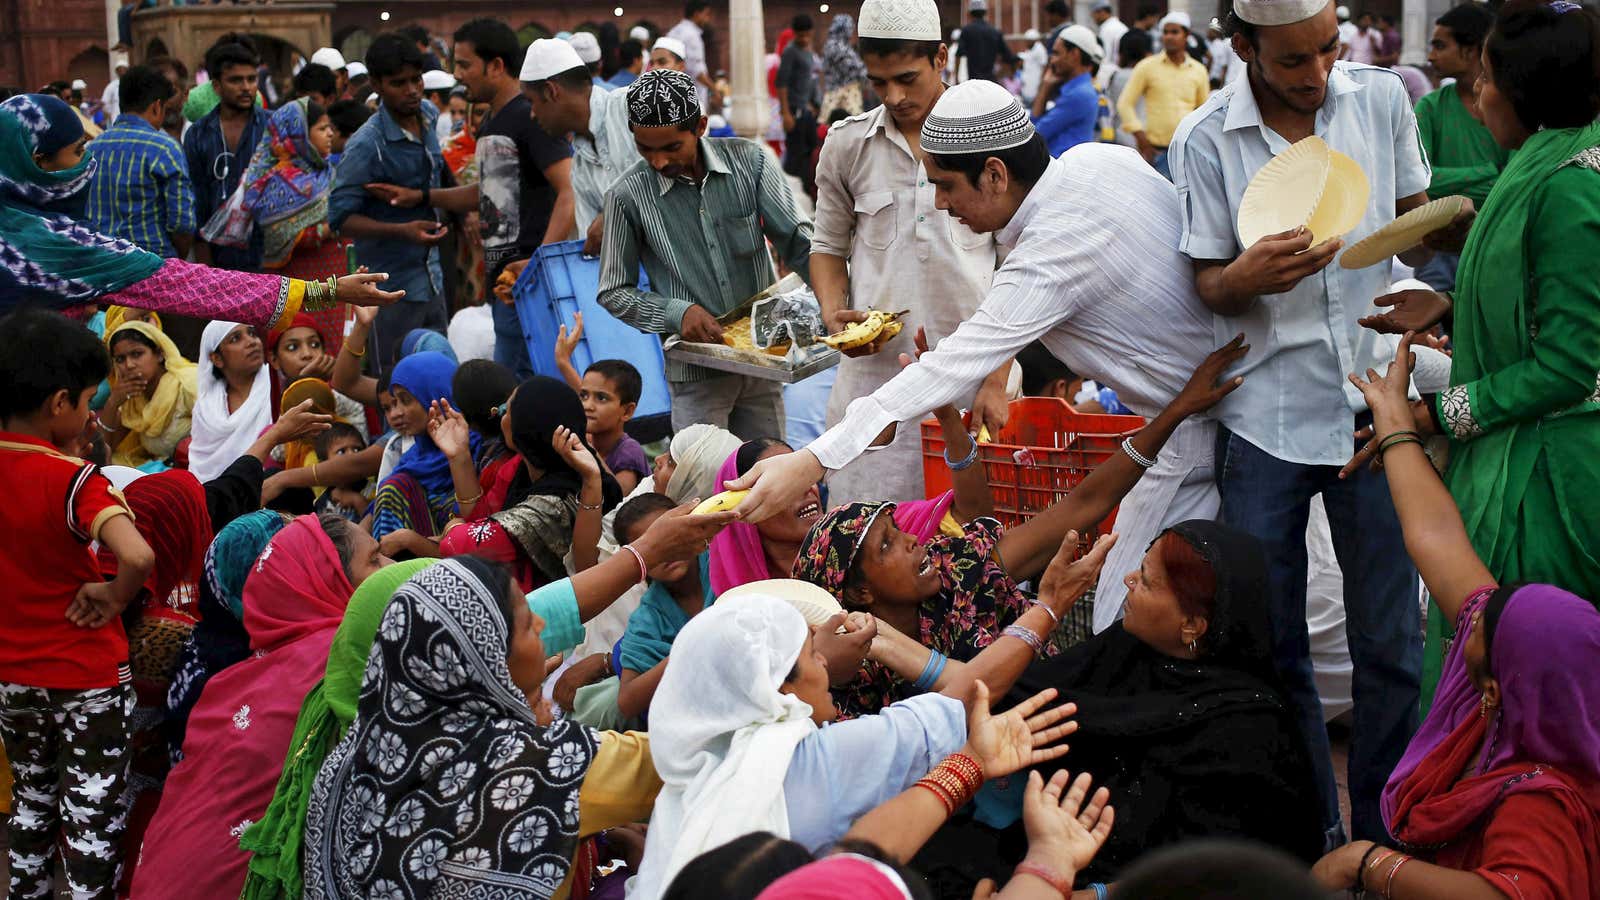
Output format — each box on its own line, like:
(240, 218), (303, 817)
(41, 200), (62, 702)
(103, 305), (162, 338)
(106, 320), (199, 467)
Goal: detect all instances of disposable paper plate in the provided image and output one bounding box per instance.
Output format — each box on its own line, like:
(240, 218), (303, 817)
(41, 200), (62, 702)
(1339, 195), (1466, 269)
(719, 578), (845, 628)
(281, 377), (336, 415)
(1306, 149), (1370, 245)
(1237, 136), (1331, 249)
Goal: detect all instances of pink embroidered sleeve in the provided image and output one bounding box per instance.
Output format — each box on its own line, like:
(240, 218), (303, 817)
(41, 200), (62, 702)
(440, 517), (520, 565)
(100, 258), (297, 330)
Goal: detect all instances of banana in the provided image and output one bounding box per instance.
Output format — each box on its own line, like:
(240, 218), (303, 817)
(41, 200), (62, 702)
(693, 490), (749, 515)
(822, 310), (904, 351)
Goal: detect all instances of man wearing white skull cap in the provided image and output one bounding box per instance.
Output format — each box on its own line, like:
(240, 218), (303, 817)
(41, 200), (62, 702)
(808, 0), (1005, 507)
(1167, 0), (1457, 848)
(729, 79), (1241, 640)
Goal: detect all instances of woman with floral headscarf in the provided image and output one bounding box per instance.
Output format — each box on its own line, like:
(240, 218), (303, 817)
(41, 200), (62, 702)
(130, 513), (393, 900)
(821, 15), (869, 119)
(241, 98), (354, 350)
(0, 93), (397, 326)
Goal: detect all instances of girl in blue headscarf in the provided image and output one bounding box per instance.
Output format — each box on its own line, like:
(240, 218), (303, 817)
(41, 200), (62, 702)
(369, 351), (478, 544)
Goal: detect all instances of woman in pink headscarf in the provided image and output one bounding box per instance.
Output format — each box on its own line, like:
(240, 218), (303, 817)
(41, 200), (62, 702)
(708, 438), (962, 596)
(129, 513), (393, 900)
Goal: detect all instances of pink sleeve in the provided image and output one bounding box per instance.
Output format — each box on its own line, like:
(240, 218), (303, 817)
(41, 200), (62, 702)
(101, 258), (295, 330)
(440, 518), (520, 565)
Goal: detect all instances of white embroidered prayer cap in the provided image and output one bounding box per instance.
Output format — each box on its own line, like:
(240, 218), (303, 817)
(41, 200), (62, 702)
(920, 78), (1035, 154)
(858, 0), (944, 41)
(1234, 0), (1333, 26)
(521, 37), (585, 82)
(568, 31), (603, 64)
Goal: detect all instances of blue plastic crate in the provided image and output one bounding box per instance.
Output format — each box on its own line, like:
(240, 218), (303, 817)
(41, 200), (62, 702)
(513, 241), (672, 434)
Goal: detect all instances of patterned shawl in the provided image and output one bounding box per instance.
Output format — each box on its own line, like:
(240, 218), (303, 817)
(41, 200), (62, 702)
(0, 93), (163, 305)
(823, 15), (869, 89)
(242, 99), (334, 269)
(302, 559), (597, 900)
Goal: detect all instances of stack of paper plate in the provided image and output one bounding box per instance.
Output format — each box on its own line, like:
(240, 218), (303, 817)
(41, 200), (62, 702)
(281, 377), (336, 415)
(1339, 195), (1466, 269)
(719, 578), (845, 628)
(1238, 135), (1371, 249)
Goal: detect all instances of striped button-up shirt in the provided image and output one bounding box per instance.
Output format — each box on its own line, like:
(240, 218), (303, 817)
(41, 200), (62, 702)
(597, 137), (813, 383)
(85, 115), (196, 257)
(570, 86), (641, 234)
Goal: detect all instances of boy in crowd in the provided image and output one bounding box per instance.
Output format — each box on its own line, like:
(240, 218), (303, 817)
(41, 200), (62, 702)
(312, 422), (372, 520)
(0, 309), (155, 897)
(613, 492), (715, 720)
(325, 98), (372, 158)
(555, 316), (651, 493)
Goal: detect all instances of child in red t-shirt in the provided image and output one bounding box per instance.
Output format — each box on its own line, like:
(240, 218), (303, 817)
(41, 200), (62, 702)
(0, 309), (155, 897)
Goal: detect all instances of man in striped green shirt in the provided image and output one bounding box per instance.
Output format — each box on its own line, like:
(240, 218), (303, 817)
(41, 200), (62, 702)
(598, 69), (813, 440)
(85, 65), (195, 259)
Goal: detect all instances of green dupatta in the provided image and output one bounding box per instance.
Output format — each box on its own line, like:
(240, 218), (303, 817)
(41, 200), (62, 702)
(239, 558), (437, 900)
(0, 96), (163, 301)
(1425, 121), (1600, 706)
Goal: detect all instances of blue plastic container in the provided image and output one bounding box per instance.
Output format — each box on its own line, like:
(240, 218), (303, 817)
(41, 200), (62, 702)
(513, 240), (672, 441)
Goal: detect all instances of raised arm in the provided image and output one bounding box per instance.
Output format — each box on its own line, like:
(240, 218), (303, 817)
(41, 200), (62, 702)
(996, 336), (1247, 581)
(1345, 334), (1494, 624)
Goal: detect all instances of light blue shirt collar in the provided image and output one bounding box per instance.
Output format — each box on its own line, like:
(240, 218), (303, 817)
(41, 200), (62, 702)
(1222, 65), (1365, 134)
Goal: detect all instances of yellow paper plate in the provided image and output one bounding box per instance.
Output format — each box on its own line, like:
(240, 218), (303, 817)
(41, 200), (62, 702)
(1339, 195), (1466, 269)
(718, 578), (845, 628)
(1306, 149), (1371, 245)
(1237, 136), (1331, 249)
(281, 377), (336, 416)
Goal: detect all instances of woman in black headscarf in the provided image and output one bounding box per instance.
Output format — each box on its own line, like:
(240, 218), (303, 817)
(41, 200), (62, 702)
(928, 521), (1322, 891)
(440, 376), (622, 589)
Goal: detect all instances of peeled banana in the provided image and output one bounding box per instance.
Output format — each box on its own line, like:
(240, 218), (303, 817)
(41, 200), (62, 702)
(822, 310), (906, 351)
(693, 490), (749, 515)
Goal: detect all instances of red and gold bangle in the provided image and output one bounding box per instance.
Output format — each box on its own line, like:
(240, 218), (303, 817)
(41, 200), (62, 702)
(913, 778), (956, 815)
(943, 753), (985, 793)
(1013, 861), (1072, 898)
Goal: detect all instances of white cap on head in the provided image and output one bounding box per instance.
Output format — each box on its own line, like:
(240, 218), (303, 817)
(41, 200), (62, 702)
(1336, 4), (1351, 18)
(421, 69), (455, 90)
(969, 0), (987, 11)
(1091, 0), (1114, 11)
(567, 31), (602, 64)
(1159, 10), (1192, 30)
(858, 0), (944, 40)
(521, 37), (586, 82)
(1234, 0), (1333, 26)
(630, 25), (651, 42)
(70, 78), (87, 91)
(652, 35), (688, 60)
(921, 79), (1035, 155)
(1057, 24), (1105, 62)
(346, 61), (368, 77)
(1024, 27), (1041, 40)
(310, 47), (347, 71)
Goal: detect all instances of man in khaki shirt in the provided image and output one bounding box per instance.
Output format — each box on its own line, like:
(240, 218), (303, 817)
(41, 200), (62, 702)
(811, 0), (1005, 505)
(1116, 10), (1211, 177)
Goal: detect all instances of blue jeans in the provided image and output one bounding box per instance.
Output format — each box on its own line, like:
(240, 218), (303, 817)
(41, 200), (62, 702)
(491, 296), (534, 381)
(371, 267), (447, 381)
(1413, 251), (1460, 293)
(1152, 149), (1172, 181)
(1214, 424), (1421, 844)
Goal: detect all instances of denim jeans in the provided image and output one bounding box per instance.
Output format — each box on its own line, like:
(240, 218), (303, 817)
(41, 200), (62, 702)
(491, 296), (534, 381)
(1214, 423), (1421, 844)
(371, 266), (447, 381)
(1152, 149), (1172, 181)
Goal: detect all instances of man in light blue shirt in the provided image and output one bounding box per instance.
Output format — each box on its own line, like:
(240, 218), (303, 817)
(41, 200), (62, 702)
(1168, 0), (1435, 849)
(1030, 25), (1103, 156)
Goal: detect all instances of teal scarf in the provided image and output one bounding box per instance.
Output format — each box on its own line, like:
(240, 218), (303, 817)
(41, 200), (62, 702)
(0, 94), (164, 304)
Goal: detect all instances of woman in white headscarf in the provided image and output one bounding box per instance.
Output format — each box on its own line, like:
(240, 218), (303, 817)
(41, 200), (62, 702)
(632, 591), (1078, 900)
(657, 423), (744, 504)
(189, 320), (275, 482)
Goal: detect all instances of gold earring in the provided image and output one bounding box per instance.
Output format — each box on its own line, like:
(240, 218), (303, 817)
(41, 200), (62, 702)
(1479, 694), (1492, 718)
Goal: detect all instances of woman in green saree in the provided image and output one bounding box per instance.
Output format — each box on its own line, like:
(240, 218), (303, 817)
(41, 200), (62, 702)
(1361, 0), (1600, 708)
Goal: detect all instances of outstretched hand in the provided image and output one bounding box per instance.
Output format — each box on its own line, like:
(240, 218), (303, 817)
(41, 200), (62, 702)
(428, 399), (472, 461)
(1359, 288), (1451, 334)
(964, 681), (1077, 780)
(1170, 333), (1248, 418)
(1038, 531), (1117, 618)
(630, 501), (738, 565)
(724, 448), (825, 524)
(1340, 332), (1427, 479)
(336, 271), (406, 307)
(1021, 770), (1114, 875)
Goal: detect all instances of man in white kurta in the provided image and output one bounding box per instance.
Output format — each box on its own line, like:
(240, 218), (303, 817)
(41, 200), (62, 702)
(731, 80), (1225, 624)
(811, 0), (1002, 506)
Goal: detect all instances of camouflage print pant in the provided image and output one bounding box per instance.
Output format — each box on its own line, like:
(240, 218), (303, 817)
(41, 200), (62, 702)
(0, 681), (134, 900)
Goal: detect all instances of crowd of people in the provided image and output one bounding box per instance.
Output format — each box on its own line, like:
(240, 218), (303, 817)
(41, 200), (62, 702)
(1, 0), (1598, 897)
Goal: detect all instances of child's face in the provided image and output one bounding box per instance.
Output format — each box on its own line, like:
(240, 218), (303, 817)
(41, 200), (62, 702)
(52, 386), (97, 449)
(325, 434), (365, 458)
(308, 114), (337, 159)
(110, 337), (164, 389)
(579, 371), (633, 435)
(389, 386), (428, 437)
(624, 509), (694, 585)
(273, 326), (326, 379)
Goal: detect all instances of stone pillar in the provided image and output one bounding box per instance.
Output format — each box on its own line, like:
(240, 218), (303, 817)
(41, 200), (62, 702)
(1401, 0), (1433, 66)
(727, 0), (767, 137)
(106, 0), (122, 74)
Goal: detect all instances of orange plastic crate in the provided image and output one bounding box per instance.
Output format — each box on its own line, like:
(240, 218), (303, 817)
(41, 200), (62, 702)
(922, 398), (1144, 534)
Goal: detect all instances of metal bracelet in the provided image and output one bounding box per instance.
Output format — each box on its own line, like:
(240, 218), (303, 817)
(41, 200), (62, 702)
(946, 440), (981, 471)
(1121, 437), (1157, 469)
